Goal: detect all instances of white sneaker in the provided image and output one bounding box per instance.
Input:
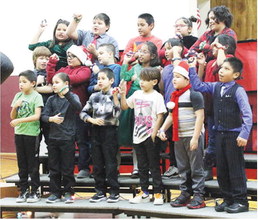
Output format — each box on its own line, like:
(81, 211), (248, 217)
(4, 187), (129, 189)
(153, 193), (164, 205)
(129, 191), (150, 204)
(163, 166), (178, 177)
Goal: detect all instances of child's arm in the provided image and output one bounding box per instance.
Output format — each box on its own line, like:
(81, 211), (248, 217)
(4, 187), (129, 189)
(190, 109), (204, 151)
(10, 99), (23, 120)
(196, 52), (206, 80)
(10, 107), (42, 127)
(112, 65), (121, 87)
(235, 87), (253, 147)
(36, 85), (53, 94)
(151, 113), (164, 142)
(211, 42), (227, 66)
(46, 54), (59, 83)
(41, 98), (64, 124)
(63, 90), (82, 112)
(120, 64), (135, 82)
(66, 14), (81, 40)
(118, 81), (129, 110)
(30, 20), (47, 44)
(158, 112), (173, 141)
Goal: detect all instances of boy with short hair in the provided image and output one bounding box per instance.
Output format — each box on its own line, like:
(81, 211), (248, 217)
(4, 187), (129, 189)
(10, 70), (44, 203)
(80, 68), (121, 203)
(117, 67), (166, 205)
(88, 43), (121, 94)
(121, 13), (163, 63)
(159, 61), (206, 209)
(188, 57), (252, 213)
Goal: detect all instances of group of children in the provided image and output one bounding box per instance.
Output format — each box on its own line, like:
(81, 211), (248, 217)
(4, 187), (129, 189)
(10, 5), (253, 214)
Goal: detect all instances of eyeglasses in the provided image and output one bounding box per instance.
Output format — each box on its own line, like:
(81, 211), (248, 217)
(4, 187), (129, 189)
(67, 54), (77, 59)
(174, 24), (187, 28)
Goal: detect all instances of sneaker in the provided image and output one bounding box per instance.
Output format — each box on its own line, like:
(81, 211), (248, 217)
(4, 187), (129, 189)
(77, 169), (90, 178)
(163, 166), (179, 178)
(89, 191), (107, 203)
(107, 194), (120, 203)
(153, 193), (164, 205)
(131, 169), (139, 179)
(129, 191), (150, 204)
(187, 194), (206, 209)
(27, 191), (41, 203)
(170, 191), (191, 207)
(16, 189), (30, 203)
(46, 194), (61, 203)
(225, 202), (249, 213)
(215, 201), (233, 212)
(63, 192), (75, 204)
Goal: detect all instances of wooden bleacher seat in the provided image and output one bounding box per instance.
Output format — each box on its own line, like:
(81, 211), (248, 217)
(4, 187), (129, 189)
(0, 197), (257, 219)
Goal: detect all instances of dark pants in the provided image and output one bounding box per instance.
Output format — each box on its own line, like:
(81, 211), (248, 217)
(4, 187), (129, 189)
(174, 135), (205, 195)
(92, 126), (119, 194)
(216, 131), (248, 205)
(15, 135), (40, 192)
(38, 120), (50, 146)
(165, 126), (177, 167)
(134, 137), (163, 193)
(76, 115), (91, 171)
(48, 139), (76, 196)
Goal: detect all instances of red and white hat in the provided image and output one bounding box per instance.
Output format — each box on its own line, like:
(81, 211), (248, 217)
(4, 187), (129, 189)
(67, 45), (92, 66)
(173, 61), (189, 79)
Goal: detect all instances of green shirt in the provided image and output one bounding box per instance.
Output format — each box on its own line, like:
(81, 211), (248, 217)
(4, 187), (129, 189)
(11, 90), (43, 136)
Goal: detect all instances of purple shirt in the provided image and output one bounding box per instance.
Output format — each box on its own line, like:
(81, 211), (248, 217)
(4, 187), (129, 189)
(161, 64), (175, 105)
(189, 67), (252, 140)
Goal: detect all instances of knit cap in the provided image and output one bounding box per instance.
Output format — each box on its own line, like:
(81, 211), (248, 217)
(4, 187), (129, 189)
(67, 45), (92, 66)
(173, 61), (190, 79)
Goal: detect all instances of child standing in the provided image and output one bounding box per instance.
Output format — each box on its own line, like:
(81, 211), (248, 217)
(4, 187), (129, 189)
(159, 38), (184, 178)
(66, 13), (119, 64)
(159, 61), (206, 209)
(88, 43), (121, 94)
(47, 45), (92, 179)
(10, 70), (43, 203)
(80, 68), (121, 203)
(32, 46), (53, 146)
(41, 72), (82, 203)
(118, 67), (166, 205)
(119, 41), (160, 178)
(197, 34), (237, 181)
(188, 57), (252, 213)
(121, 13), (162, 64)
(29, 19), (74, 70)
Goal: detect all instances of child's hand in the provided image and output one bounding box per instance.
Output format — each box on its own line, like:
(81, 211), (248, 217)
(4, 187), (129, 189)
(123, 51), (134, 64)
(236, 137), (248, 147)
(39, 19), (47, 32)
(211, 41), (226, 50)
(50, 113), (64, 124)
(172, 46), (183, 56)
(59, 86), (69, 96)
(131, 73), (137, 81)
(119, 80), (127, 95)
(92, 118), (105, 126)
(73, 14), (83, 21)
(13, 99), (23, 109)
(87, 43), (97, 55)
(197, 52), (206, 65)
(92, 64), (100, 74)
(112, 87), (120, 96)
(10, 119), (21, 127)
(37, 75), (45, 86)
(187, 56), (197, 67)
(190, 137), (198, 151)
(157, 130), (167, 141)
(50, 53), (59, 62)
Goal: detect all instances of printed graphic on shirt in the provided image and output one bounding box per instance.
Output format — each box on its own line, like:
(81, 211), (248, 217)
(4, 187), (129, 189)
(134, 99), (153, 140)
(17, 101), (33, 118)
(133, 42), (144, 52)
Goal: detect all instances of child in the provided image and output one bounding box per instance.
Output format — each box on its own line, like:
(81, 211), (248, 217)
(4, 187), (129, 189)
(80, 68), (121, 203)
(117, 67), (166, 205)
(159, 61), (206, 209)
(119, 41), (160, 178)
(88, 43), (121, 94)
(121, 13), (163, 63)
(197, 34), (237, 181)
(41, 72), (82, 203)
(47, 45), (92, 179)
(159, 38), (184, 178)
(29, 19), (74, 70)
(174, 16), (198, 49)
(10, 70), (43, 203)
(66, 13), (119, 64)
(190, 5), (237, 62)
(188, 57), (252, 213)
(32, 46), (53, 146)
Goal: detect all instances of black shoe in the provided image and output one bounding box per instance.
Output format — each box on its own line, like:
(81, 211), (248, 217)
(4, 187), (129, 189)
(225, 202), (249, 213)
(170, 191), (191, 207)
(131, 170), (139, 179)
(89, 191), (107, 203)
(27, 190), (41, 203)
(107, 194), (120, 203)
(215, 201), (232, 212)
(187, 194), (206, 209)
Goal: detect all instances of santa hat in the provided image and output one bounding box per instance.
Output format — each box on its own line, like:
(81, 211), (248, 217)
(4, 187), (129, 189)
(67, 45), (92, 66)
(173, 61), (189, 79)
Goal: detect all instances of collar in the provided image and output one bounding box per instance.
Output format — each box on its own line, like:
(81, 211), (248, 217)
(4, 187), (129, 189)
(90, 32), (105, 39)
(220, 81), (235, 88)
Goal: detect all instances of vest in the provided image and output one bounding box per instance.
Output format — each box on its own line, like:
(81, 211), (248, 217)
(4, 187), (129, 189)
(213, 83), (242, 129)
